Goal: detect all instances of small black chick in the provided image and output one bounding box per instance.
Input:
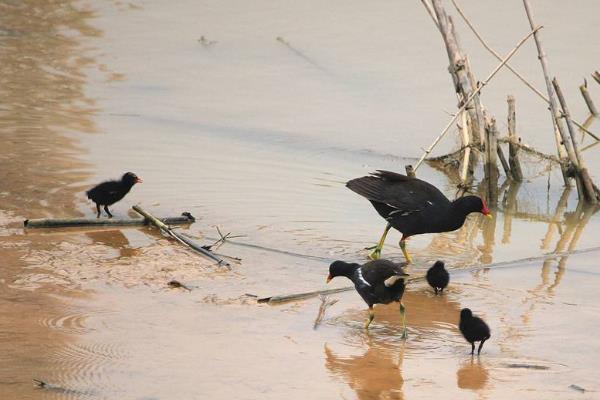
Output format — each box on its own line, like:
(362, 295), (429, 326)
(327, 259), (409, 337)
(426, 260), (450, 294)
(86, 172), (142, 218)
(459, 308), (491, 355)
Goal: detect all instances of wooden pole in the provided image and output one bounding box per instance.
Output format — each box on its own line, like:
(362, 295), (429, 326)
(132, 205), (229, 266)
(414, 26), (540, 171)
(507, 95), (523, 181)
(579, 81), (599, 116)
(552, 78), (599, 204)
(484, 117), (500, 206)
(522, 0), (574, 187)
(459, 111), (472, 184)
(24, 214), (195, 228)
(497, 145), (512, 179)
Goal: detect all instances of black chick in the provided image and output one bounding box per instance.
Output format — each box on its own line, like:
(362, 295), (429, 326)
(426, 260), (450, 294)
(327, 259), (409, 337)
(86, 172), (143, 218)
(459, 308), (491, 355)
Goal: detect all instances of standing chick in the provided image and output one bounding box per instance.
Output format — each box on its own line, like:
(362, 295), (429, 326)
(426, 260), (450, 294)
(459, 308), (491, 355)
(86, 172), (143, 218)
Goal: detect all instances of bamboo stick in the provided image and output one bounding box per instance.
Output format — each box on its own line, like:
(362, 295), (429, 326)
(579, 81), (598, 116)
(552, 78), (599, 204)
(132, 205), (229, 266)
(24, 214), (194, 228)
(459, 111), (471, 183)
(484, 118), (500, 206)
(414, 26), (541, 171)
(497, 145), (512, 179)
(507, 95), (524, 181)
(522, 0), (576, 188)
(452, 0), (599, 143)
(431, 0), (485, 146)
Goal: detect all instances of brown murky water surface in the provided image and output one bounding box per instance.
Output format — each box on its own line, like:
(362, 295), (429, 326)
(2, 1), (600, 399)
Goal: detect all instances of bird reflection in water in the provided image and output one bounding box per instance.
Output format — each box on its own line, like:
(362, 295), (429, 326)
(457, 357), (490, 392)
(324, 340), (405, 400)
(85, 229), (140, 258)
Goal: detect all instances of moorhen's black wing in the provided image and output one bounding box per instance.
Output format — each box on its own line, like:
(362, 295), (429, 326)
(358, 260), (407, 305)
(347, 170), (453, 235)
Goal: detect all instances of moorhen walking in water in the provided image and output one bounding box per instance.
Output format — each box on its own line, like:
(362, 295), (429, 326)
(459, 308), (491, 355)
(86, 172), (143, 218)
(426, 260), (450, 295)
(327, 259), (409, 337)
(346, 170), (491, 262)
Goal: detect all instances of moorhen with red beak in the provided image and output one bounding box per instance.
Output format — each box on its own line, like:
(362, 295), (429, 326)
(86, 172), (143, 218)
(347, 170), (491, 262)
(327, 259), (409, 337)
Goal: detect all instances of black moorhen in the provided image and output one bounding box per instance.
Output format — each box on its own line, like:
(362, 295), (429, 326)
(347, 170), (491, 262)
(459, 308), (491, 355)
(426, 260), (450, 295)
(86, 172), (143, 218)
(327, 259), (409, 337)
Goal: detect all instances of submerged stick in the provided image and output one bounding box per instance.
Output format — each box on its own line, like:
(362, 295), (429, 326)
(259, 244), (600, 305)
(132, 205), (229, 266)
(414, 25), (541, 171)
(313, 295), (339, 330)
(24, 214), (195, 228)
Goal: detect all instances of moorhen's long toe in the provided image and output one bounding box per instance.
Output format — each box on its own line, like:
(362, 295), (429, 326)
(347, 170), (491, 262)
(86, 172), (142, 218)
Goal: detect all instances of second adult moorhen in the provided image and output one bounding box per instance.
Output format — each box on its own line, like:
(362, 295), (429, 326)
(347, 170), (491, 262)
(327, 259), (409, 337)
(86, 172), (143, 218)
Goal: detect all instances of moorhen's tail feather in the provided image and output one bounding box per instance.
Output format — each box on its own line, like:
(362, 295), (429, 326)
(346, 176), (389, 203)
(372, 170), (412, 182)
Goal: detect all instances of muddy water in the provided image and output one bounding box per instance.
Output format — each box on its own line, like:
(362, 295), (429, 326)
(1, 1), (600, 399)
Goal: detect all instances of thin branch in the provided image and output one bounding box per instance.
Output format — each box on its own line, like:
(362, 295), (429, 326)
(414, 26), (542, 171)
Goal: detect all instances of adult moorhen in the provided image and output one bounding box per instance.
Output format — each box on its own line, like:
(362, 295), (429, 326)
(459, 308), (491, 355)
(327, 259), (409, 337)
(86, 172), (143, 218)
(426, 260), (450, 295)
(347, 170), (491, 262)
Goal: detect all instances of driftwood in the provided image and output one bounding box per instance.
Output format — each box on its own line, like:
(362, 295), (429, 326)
(132, 205), (229, 267)
(24, 214), (195, 228)
(413, 25), (541, 171)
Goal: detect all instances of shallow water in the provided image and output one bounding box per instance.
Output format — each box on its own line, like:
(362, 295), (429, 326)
(1, 0), (600, 399)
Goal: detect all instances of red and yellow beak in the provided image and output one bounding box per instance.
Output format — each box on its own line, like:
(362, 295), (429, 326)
(482, 201), (492, 219)
(326, 274), (332, 284)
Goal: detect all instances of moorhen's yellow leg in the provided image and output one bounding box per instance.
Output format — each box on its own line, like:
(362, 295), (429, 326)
(364, 306), (375, 329)
(369, 223), (391, 260)
(400, 302), (407, 339)
(399, 237), (413, 263)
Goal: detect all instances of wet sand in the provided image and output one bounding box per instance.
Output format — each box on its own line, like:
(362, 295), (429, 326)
(1, 1), (600, 399)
